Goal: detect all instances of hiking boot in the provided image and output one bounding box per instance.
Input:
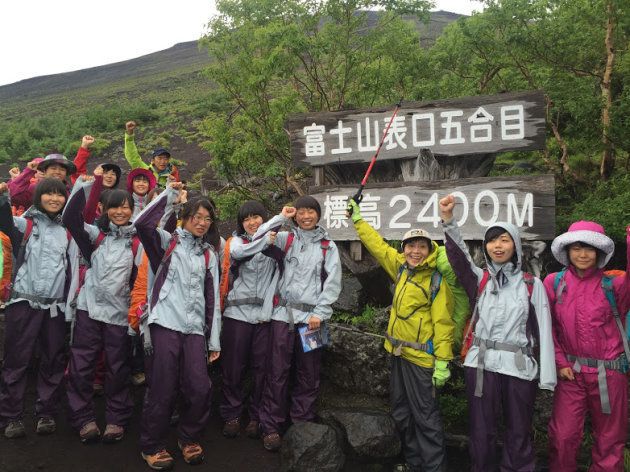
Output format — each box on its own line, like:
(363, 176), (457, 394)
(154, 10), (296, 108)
(79, 421), (101, 443)
(244, 420), (260, 439)
(131, 372), (146, 387)
(36, 417), (56, 435)
(222, 418), (240, 438)
(178, 441), (204, 465)
(4, 420), (25, 439)
(262, 432), (281, 452)
(141, 449), (174, 470)
(102, 424), (124, 443)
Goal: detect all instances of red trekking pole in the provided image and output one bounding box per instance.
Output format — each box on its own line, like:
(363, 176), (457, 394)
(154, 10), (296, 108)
(350, 98), (404, 209)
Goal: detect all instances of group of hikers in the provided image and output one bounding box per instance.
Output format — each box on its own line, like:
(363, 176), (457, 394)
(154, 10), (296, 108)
(0, 121), (627, 472)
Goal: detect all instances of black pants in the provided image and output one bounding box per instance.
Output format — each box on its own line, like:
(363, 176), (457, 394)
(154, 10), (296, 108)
(390, 356), (446, 472)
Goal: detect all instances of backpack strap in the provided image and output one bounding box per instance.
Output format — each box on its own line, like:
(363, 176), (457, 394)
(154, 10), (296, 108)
(430, 270), (442, 302)
(553, 268), (568, 304)
(284, 232), (295, 254)
(602, 276), (630, 363)
(523, 272), (535, 298)
(320, 239), (330, 290)
(13, 217), (34, 278)
(219, 237), (233, 312)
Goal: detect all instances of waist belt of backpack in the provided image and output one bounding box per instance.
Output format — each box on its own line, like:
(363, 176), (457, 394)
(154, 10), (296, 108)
(10, 290), (63, 314)
(276, 298), (316, 332)
(385, 333), (432, 357)
(225, 297), (264, 308)
(472, 335), (534, 398)
(566, 353), (628, 414)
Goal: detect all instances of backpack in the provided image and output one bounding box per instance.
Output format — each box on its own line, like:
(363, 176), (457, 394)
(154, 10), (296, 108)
(553, 268), (630, 362)
(460, 270), (536, 360)
(395, 264), (443, 302)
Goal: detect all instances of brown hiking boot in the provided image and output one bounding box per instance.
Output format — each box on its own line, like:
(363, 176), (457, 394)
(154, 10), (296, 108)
(141, 449), (174, 470)
(244, 420), (260, 439)
(79, 421), (101, 443)
(178, 441), (204, 465)
(263, 432), (282, 452)
(102, 424), (124, 443)
(222, 418), (240, 438)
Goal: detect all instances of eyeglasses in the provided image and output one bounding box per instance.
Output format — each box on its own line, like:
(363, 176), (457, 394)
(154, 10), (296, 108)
(192, 214), (212, 224)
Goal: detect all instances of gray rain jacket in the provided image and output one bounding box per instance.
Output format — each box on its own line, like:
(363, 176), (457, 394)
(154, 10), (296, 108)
(0, 195), (69, 312)
(443, 219), (556, 390)
(255, 214), (342, 325)
(134, 187), (221, 352)
(223, 232), (277, 324)
(63, 177), (143, 328)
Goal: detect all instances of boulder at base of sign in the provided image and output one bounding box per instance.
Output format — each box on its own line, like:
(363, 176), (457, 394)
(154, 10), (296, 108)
(280, 422), (345, 472)
(332, 274), (363, 314)
(320, 409), (401, 460)
(324, 319), (390, 397)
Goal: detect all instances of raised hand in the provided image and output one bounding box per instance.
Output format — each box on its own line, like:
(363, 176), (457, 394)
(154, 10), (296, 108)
(438, 195), (456, 223)
(169, 181), (184, 191)
(8, 167), (20, 179)
(81, 135), (95, 149)
(281, 206), (296, 219)
(93, 165), (103, 176)
(125, 121), (137, 135)
(0, 182), (8, 194)
(26, 160), (40, 171)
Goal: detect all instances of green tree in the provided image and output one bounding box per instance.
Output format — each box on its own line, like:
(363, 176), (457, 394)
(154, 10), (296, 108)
(199, 0), (431, 212)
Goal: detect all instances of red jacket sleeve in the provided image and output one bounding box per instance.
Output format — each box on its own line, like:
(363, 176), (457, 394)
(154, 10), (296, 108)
(72, 147), (90, 184)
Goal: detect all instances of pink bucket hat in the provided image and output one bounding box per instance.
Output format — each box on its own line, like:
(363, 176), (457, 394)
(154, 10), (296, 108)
(551, 220), (614, 268)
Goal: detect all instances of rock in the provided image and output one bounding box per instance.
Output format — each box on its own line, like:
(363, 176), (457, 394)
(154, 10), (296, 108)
(320, 409), (401, 460)
(280, 422), (345, 472)
(332, 274), (363, 314)
(323, 322), (390, 397)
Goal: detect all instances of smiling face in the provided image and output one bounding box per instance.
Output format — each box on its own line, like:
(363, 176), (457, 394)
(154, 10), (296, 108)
(183, 207), (212, 237)
(44, 163), (67, 180)
(243, 214), (263, 236)
(295, 207), (319, 231)
(403, 238), (431, 268)
(107, 200), (133, 226)
(102, 169), (117, 188)
(132, 175), (150, 196)
(485, 232), (516, 264)
(40, 191), (66, 215)
(568, 242), (598, 272)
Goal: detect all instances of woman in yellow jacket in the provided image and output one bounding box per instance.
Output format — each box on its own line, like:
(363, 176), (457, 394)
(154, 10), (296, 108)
(348, 199), (454, 472)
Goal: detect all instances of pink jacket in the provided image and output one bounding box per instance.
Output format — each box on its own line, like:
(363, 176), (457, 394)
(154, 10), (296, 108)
(543, 231), (630, 373)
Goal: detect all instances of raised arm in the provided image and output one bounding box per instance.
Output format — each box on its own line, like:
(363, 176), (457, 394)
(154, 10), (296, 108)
(439, 195), (484, 302)
(71, 135), (93, 184)
(133, 183), (179, 272)
(7, 161), (37, 207)
(0, 184), (21, 255)
(124, 121), (150, 171)
(63, 176), (98, 261)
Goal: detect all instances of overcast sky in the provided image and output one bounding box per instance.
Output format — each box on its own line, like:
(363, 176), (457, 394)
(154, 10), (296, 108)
(0, 0), (484, 87)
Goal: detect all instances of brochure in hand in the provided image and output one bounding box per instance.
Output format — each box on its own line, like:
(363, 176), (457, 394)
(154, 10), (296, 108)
(298, 323), (329, 352)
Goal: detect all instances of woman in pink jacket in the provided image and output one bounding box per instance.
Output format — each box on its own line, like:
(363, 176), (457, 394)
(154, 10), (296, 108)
(544, 221), (630, 472)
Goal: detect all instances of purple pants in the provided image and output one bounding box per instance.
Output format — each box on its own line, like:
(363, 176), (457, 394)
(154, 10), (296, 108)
(0, 301), (67, 423)
(549, 371), (628, 472)
(219, 317), (269, 423)
(66, 310), (133, 430)
(465, 367), (537, 472)
(140, 324), (211, 454)
(259, 320), (322, 435)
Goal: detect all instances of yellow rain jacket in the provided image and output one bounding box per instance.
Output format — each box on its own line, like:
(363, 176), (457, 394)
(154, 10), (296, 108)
(355, 220), (455, 368)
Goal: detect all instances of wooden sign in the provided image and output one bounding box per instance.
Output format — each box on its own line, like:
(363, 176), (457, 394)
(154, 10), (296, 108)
(288, 90), (546, 167)
(311, 175), (555, 240)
